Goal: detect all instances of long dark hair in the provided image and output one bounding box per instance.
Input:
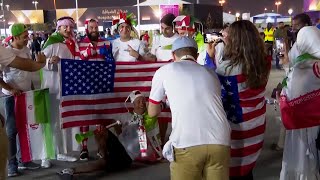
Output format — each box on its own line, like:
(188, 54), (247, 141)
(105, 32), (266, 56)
(224, 20), (269, 89)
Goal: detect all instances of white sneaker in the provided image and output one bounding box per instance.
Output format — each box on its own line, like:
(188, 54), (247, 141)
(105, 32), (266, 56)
(57, 154), (77, 162)
(41, 159), (51, 169)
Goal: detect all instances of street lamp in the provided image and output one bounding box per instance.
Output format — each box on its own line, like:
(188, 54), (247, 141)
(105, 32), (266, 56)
(0, 0), (6, 36)
(5, 4), (9, 11)
(275, 1), (281, 13)
(219, 0), (225, 7)
(32, 1), (38, 10)
(229, 11), (231, 14)
(236, 12), (240, 21)
(264, 8), (267, 14)
(288, 8), (293, 24)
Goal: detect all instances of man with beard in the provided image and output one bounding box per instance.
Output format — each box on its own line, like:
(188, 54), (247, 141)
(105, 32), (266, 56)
(41, 16), (79, 168)
(78, 19), (113, 161)
(79, 19), (112, 61)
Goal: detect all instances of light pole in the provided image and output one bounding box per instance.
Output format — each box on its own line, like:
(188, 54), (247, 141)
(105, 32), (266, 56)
(288, 8), (293, 24)
(236, 12), (240, 21)
(75, 0), (79, 30)
(32, 1), (38, 10)
(53, 0), (57, 10)
(275, 1), (281, 13)
(264, 8), (267, 14)
(219, 0), (225, 7)
(0, 0), (6, 36)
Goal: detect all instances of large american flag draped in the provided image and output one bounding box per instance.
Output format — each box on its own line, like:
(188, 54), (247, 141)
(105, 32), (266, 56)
(218, 74), (266, 177)
(59, 59), (171, 129)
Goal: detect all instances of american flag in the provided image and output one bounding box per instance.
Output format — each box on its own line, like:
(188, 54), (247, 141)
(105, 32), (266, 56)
(218, 74), (266, 177)
(59, 59), (171, 129)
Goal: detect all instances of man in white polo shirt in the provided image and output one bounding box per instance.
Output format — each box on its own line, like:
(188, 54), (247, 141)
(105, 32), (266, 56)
(148, 37), (231, 180)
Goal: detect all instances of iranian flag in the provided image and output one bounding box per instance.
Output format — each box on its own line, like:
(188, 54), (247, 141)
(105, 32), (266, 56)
(14, 88), (55, 162)
(280, 54), (320, 130)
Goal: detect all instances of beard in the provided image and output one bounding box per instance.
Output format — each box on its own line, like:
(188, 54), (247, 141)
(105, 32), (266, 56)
(88, 32), (99, 41)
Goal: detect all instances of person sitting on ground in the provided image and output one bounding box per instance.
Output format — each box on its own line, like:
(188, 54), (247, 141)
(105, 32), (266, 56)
(58, 125), (133, 180)
(58, 91), (162, 179)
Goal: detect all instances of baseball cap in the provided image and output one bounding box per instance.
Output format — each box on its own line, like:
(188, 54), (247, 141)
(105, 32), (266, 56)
(172, 36), (198, 52)
(10, 23), (28, 37)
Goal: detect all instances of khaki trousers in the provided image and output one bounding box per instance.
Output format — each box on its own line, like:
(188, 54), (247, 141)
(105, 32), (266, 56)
(0, 124), (8, 180)
(171, 144), (230, 180)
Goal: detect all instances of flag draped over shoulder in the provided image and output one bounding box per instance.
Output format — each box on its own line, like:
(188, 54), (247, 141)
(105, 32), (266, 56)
(42, 32), (64, 49)
(280, 53), (320, 129)
(218, 73), (266, 177)
(15, 88), (55, 163)
(60, 59), (171, 129)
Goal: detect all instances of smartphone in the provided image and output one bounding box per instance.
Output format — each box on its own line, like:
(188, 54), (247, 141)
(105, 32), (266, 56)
(204, 33), (223, 43)
(275, 38), (285, 57)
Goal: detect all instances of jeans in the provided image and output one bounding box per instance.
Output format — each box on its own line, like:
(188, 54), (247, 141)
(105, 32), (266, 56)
(276, 56), (281, 69)
(4, 96), (22, 171)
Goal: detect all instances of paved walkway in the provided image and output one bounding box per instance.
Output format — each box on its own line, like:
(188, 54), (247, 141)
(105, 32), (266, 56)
(11, 69), (285, 180)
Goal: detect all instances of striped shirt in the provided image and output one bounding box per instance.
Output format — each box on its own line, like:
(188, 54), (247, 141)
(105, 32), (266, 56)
(78, 37), (111, 61)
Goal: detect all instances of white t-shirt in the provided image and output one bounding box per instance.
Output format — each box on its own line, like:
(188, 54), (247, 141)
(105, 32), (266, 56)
(149, 60), (231, 148)
(1, 46), (33, 95)
(0, 45), (16, 66)
(151, 34), (179, 61)
(112, 38), (146, 62)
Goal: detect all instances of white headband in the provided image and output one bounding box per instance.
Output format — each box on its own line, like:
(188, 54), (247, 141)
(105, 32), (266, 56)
(124, 90), (144, 112)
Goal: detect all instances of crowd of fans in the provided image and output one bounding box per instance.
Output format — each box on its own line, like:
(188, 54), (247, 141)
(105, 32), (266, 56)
(0, 11), (319, 180)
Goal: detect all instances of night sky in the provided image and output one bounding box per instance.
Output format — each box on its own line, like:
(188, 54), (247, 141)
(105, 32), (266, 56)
(7, 0), (304, 16)
(223, 0), (304, 16)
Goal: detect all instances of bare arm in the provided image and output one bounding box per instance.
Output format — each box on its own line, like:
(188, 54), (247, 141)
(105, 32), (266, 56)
(148, 102), (162, 118)
(8, 53), (46, 72)
(0, 78), (12, 92)
(0, 78), (22, 96)
(140, 53), (157, 62)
